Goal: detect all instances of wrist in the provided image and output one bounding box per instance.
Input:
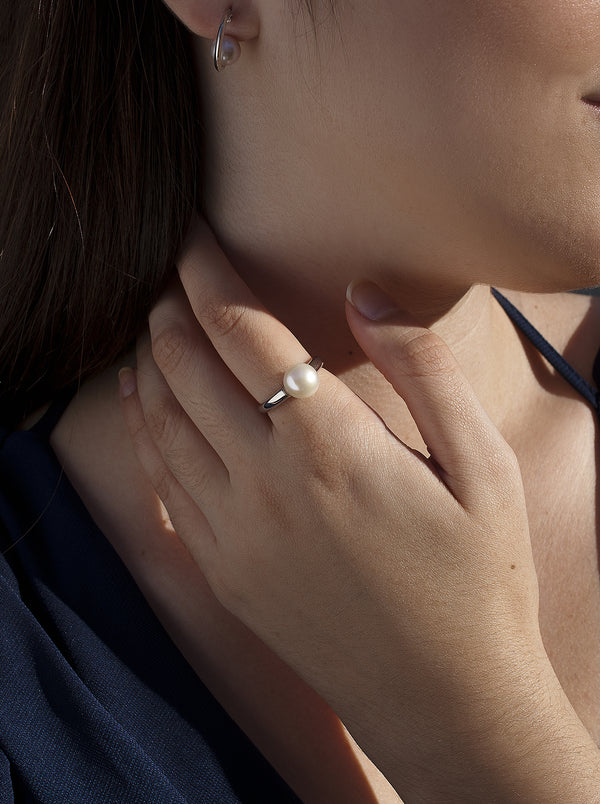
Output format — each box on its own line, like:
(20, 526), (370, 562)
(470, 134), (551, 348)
(351, 649), (600, 803)
(453, 662), (600, 803)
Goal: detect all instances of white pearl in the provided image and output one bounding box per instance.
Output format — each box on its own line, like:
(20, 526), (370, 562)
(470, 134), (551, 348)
(219, 36), (241, 69)
(283, 363), (320, 399)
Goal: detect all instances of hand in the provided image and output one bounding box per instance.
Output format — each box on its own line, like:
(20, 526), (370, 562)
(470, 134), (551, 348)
(119, 217), (599, 801)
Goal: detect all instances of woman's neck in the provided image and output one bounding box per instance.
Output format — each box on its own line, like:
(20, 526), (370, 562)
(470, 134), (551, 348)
(200, 229), (524, 450)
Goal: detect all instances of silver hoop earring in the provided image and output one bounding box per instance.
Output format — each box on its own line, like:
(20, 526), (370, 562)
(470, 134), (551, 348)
(213, 9), (241, 72)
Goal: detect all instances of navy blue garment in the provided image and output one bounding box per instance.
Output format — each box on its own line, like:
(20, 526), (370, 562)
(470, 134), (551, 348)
(0, 395), (300, 803)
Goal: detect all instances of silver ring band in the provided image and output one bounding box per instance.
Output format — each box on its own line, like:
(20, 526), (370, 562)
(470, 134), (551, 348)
(259, 357), (324, 413)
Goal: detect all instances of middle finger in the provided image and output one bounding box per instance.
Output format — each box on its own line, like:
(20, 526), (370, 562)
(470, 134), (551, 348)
(147, 277), (272, 462)
(172, 217), (316, 408)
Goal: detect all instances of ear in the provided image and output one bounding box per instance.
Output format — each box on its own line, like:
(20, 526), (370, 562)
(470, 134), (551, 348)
(162, 0), (259, 42)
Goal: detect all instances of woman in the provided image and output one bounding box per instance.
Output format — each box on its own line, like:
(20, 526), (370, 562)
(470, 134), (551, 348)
(2, 0), (600, 800)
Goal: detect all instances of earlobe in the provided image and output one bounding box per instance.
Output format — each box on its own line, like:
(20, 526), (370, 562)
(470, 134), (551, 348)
(161, 0), (259, 44)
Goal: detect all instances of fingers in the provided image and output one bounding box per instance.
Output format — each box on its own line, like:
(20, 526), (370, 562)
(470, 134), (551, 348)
(346, 281), (519, 505)
(120, 332), (230, 531)
(150, 216), (351, 436)
(119, 375), (217, 574)
(168, 216), (313, 405)
(146, 278), (272, 458)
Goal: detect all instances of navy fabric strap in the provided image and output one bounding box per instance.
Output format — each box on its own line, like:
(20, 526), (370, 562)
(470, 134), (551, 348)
(491, 287), (600, 416)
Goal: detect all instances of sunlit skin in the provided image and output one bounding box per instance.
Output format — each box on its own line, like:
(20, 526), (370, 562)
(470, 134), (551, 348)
(192, 0), (600, 437)
(40, 0), (600, 800)
(201, 1), (600, 298)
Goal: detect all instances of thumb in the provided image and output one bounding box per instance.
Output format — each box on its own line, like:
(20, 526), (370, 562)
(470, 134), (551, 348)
(345, 280), (518, 506)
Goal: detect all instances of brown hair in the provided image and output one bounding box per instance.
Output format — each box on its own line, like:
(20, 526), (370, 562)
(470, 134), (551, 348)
(0, 0), (201, 426)
(0, 1), (329, 427)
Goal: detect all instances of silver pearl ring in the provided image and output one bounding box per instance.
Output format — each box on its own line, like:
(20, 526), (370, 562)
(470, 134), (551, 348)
(259, 358), (323, 413)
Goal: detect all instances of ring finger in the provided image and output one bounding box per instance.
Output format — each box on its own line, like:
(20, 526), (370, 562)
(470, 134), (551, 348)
(165, 216), (333, 424)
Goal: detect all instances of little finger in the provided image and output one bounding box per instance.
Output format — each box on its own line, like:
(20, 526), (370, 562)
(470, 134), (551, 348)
(135, 332), (230, 511)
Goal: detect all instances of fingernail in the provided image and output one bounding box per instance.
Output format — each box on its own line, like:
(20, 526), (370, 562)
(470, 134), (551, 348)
(118, 367), (137, 399)
(346, 280), (399, 321)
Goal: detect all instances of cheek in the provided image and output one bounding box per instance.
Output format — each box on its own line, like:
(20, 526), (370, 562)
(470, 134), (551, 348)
(276, 2), (600, 288)
(481, 7), (600, 279)
(398, 2), (600, 288)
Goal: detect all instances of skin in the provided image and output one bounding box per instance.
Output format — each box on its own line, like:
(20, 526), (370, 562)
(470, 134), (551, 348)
(199, 0), (600, 300)
(35, 0), (600, 799)
(119, 221), (600, 800)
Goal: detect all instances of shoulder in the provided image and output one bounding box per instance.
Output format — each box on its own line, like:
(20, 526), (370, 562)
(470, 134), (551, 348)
(497, 289), (600, 385)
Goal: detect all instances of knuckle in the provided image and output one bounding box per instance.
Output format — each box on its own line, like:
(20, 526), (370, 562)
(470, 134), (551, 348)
(151, 324), (189, 376)
(291, 391), (365, 484)
(480, 438), (523, 493)
(305, 441), (348, 493)
(144, 395), (180, 447)
(299, 432), (358, 499)
(164, 444), (210, 498)
(202, 299), (247, 341)
(128, 414), (150, 448)
(399, 331), (452, 377)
